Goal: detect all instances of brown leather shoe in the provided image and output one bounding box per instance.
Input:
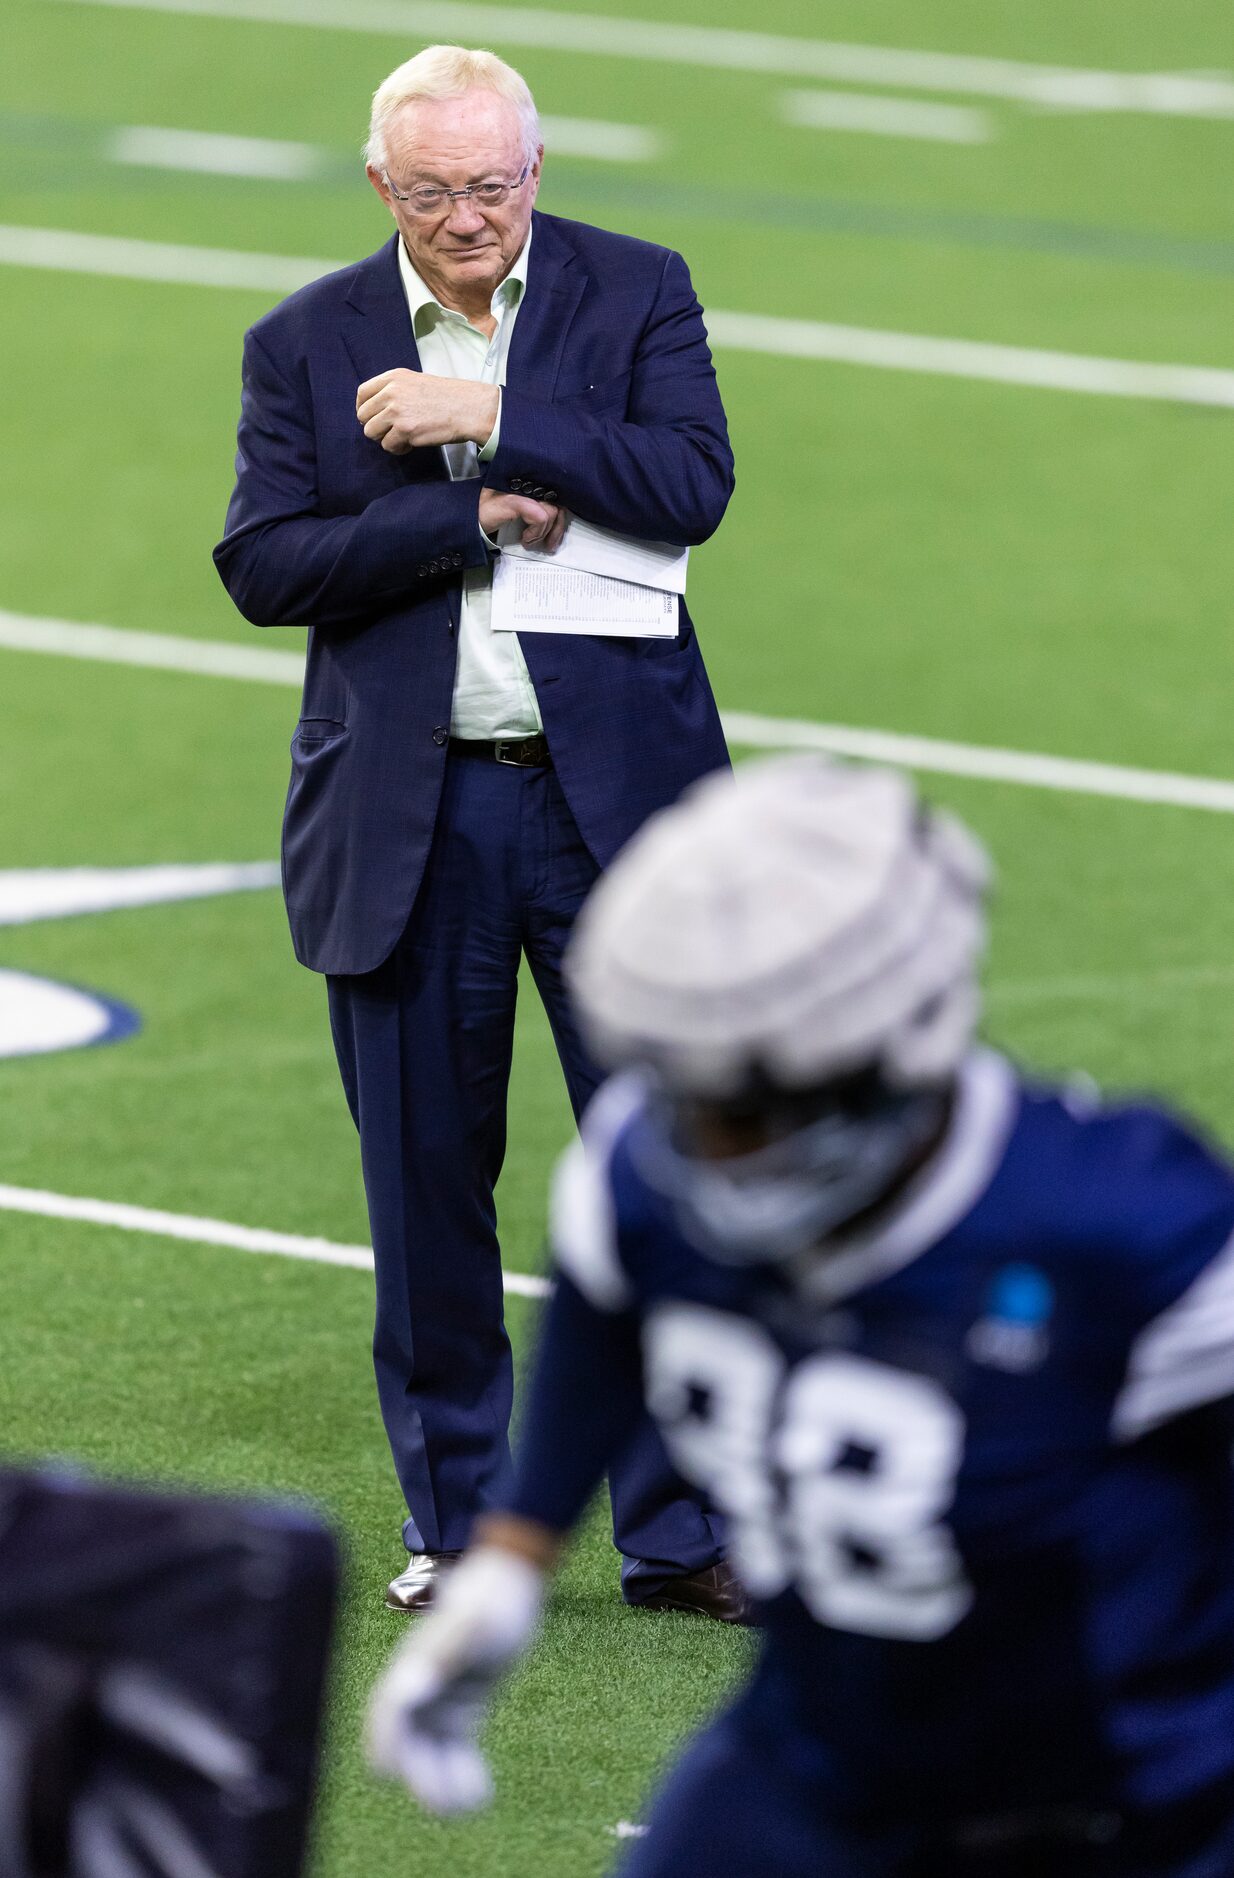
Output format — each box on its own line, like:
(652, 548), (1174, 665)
(629, 1561), (755, 1626)
(384, 1550), (463, 1613)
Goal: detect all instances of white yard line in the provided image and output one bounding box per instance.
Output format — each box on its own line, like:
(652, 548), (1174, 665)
(6, 610), (1234, 817)
(722, 712), (1234, 816)
(0, 223), (331, 292)
(702, 311), (1234, 407)
(780, 90), (992, 144)
(5, 225), (1234, 409)
(0, 861), (280, 926)
(0, 608), (307, 683)
(539, 114), (662, 162)
(0, 1182), (552, 1297)
(51, 0), (1234, 122)
(108, 125), (323, 179)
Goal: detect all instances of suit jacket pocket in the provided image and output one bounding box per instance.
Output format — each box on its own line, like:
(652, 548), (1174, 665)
(293, 717), (349, 746)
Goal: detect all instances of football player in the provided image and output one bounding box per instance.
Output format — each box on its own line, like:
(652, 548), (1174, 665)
(367, 756), (1234, 1877)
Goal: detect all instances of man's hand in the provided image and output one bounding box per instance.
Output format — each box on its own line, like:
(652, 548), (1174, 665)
(366, 1544), (547, 1814)
(356, 369), (499, 453)
(478, 489), (570, 552)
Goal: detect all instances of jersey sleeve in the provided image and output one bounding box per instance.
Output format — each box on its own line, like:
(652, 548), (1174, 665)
(505, 1271), (646, 1536)
(1104, 1109), (1234, 1443)
(1112, 1225), (1234, 1442)
(548, 1073), (649, 1312)
(503, 1073), (649, 1533)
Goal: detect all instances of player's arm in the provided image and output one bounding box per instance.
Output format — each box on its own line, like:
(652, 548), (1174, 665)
(213, 327), (493, 629)
(1107, 1111), (1234, 1445)
(485, 249), (734, 547)
(367, 1270), (646, 1814)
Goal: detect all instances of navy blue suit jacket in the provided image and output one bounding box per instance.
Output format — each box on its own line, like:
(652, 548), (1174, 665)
(214, 213), (733, 975)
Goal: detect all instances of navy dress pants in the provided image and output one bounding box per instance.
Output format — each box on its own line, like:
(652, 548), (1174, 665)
(326, 750), (722, 1594)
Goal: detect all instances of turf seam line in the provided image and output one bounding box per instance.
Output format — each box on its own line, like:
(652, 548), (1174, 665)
(4, 610), (1234, 816)
(49, 0), (1234, 122)
(3, 226), (1234, 407)
(0, 1183), (552, 1298)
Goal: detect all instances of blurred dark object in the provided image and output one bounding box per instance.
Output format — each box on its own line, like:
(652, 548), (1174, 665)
(0, 1469), (338, 1878)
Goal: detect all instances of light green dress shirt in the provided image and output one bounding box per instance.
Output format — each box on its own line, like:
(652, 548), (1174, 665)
(396, 231), (542, 739)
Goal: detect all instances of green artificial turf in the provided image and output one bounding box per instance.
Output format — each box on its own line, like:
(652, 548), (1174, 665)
(1, 1), (1232, 1870)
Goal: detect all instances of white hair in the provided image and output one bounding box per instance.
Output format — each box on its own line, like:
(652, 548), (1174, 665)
(364, 44), (541, 171)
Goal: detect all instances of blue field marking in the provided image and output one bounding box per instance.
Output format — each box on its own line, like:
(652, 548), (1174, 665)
(0, 970), (141, 1061)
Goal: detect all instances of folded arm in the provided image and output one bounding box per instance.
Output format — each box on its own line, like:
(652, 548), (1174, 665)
(487, 249), (734, 546)
(212, 329), (491, 630)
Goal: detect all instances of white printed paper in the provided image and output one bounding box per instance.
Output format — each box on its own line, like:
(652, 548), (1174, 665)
(492, 555), (679, 637)
(499, 516), (689, 595)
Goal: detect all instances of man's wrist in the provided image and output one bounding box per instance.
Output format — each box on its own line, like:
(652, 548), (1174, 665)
(475, 384), (501, 454)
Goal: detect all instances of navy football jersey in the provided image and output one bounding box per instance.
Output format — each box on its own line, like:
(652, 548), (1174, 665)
(509, 1050), (1234, 1823)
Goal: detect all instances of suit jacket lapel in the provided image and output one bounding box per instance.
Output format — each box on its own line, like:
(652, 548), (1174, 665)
(340, 219), (586, 396)
(505, 213), (587, 400)
(340, 234), (423, 387)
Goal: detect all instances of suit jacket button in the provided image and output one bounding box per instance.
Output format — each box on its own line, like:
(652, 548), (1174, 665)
(416, 564), (428, 577)
(510, 477), (523, 492)
(432, 727), (448, 746)
(543, 488), (558, 501)
(532, 485), (547, 499)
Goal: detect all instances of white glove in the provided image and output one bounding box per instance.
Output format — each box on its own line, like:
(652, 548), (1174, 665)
(365, 1545), (546, 1814)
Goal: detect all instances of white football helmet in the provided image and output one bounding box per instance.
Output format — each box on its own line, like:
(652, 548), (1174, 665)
(565, 756), (990, 1257)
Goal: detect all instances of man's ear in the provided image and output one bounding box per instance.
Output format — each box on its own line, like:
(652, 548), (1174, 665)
(366, 165), (394, 212)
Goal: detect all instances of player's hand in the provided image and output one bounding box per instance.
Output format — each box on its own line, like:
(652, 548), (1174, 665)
(356, 370), (499, 453)
(478, 489), (570, 552)
(365, 1546), (546, 1814)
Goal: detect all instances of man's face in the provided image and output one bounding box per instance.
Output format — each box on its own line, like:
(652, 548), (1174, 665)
(368, 90), (541, 310)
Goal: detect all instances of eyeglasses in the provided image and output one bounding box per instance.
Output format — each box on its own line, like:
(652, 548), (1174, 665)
(382, 163), (530, 216)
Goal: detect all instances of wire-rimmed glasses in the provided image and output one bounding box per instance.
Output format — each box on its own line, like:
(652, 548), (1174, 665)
(382, 163), (531, 217)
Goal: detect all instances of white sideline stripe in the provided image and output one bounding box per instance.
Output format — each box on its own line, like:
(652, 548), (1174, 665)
(6, 611), (1234, 818)
(109, 125), (323, 179)
(0, 1183), (552, 1297)
(5, 226), (1234, 410)
(723, 712), (1234, 815)
(781, 89), (992, 144)
(50, 0), (1234, 121)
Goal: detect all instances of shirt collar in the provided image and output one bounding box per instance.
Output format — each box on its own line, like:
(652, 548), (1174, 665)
(397, 223), (533, 332)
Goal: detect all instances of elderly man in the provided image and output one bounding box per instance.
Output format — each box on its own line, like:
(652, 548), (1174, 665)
(214, 46), (738, 1618)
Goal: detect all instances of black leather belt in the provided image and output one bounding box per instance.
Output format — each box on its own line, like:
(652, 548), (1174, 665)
(449, 734), (552, 769)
